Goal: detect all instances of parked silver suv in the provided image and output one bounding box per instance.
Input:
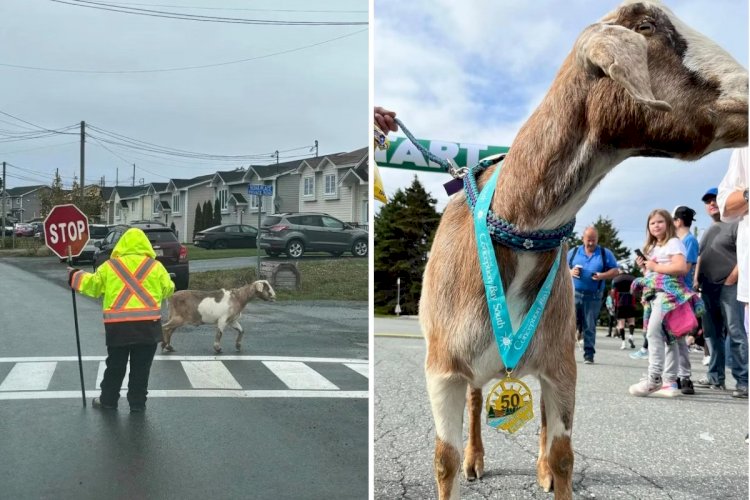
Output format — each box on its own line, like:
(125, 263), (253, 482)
(258, 212), (368, 258)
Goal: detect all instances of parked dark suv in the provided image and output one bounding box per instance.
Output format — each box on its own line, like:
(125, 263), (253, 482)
(93, 222), (189, 290)
(258, 212), (368, 258)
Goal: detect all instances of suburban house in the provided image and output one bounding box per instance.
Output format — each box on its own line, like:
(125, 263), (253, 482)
(296, 147), (368, 228)
(209, 159), (304, 229)
(165, 174), (214, 243)
(109, 185), (150, 225)
(2, 185), (49, 222)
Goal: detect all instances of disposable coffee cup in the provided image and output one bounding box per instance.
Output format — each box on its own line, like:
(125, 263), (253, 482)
(573, 265), (583, 278)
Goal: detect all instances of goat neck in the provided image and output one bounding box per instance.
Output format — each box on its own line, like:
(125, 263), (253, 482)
(233, 282), (260, 306)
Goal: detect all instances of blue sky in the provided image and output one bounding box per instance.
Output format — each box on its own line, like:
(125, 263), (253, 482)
(374, 0), (749, 257)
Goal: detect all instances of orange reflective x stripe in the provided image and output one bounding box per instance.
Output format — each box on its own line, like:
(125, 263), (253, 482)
(108, 257), (158, 311)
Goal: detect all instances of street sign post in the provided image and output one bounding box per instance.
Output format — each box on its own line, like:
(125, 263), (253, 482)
(43, 204), (89, 407)
(248, 184), (274, 275)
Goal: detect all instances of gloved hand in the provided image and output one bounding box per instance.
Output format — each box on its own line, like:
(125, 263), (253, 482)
(67, 267), (78, 288)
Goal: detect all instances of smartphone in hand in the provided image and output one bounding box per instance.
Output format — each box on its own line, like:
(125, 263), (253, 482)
(634, 249), (645, 260)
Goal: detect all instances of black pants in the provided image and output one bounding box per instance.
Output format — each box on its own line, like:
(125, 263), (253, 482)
(100, 343), (157, 408)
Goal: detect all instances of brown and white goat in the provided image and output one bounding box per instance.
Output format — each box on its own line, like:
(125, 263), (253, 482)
(419, 1), (748, 499)
(162, 280), (276, 353)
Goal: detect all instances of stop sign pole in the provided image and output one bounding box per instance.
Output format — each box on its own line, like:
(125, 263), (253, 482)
(43, 204), (89, 408)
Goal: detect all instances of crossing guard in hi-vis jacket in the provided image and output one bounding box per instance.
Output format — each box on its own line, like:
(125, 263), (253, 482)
(68, 227), (175, 412)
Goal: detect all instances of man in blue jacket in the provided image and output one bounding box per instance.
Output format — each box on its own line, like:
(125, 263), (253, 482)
(568, 226), (619, 364)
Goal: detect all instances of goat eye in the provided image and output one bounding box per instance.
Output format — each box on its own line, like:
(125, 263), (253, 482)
(636, 21), (655, 35)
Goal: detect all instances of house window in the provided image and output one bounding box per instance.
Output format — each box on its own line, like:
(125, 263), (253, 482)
(250, 195), (259, 209)
(303, 176), (314, 197)
(218, 188), (228, 211)
(172, 193), (182, 214)
(152, 198), (160, 214)
(115, 204), (121, 220)
(324, 174), (337, 196)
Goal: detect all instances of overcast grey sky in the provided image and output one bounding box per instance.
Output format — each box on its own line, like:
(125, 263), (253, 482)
(374, 0), (749, 257)
(0, 0), (367, 189)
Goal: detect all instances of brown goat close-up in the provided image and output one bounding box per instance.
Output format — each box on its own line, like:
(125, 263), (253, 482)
(161, 280), (276, 354)
(419, 1), (748, 499)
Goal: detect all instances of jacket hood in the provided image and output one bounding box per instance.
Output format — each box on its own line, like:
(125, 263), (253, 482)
(111, 228), (156, 259)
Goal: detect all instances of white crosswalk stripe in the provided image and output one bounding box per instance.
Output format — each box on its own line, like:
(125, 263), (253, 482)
(344, 363), (369, 378)
(0, 362), (57, 391)
(263, 361), (339, 390)
(181, 361), (242, 389)
(95, 361), (130, 390)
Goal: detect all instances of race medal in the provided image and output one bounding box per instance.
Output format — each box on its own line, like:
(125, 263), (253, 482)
(485, 376), (534, 434)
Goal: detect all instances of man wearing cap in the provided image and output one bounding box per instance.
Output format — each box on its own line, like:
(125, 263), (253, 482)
(695, 187), (747, 397)
(669, 206), (699, 394)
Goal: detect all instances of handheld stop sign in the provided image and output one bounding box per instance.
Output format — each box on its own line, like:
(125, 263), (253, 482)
(43, 204), (90, 259)
(43, 204), (89, 407)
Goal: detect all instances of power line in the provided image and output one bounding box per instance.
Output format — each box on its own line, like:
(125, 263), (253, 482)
(89, 1), (366, 14)
(0, 29), (366, 74)
(0, 140), (79, 155)
(48, 0), (368, 25)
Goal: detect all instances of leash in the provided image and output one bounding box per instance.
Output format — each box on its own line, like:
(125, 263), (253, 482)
(393, 118), (469, 180)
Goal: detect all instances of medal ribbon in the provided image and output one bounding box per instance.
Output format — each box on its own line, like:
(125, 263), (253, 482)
(473, 164), (562, 371)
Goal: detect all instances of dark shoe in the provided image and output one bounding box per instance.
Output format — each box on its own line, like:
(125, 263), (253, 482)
(629, 338), (636, 349)
(679, 377), (695, 395)
(732, 387), (748, 398)
(130, 406), (146, 413)
(92, 397), (117, 410)
(583, 357), (594, 365)
(708, 383), (726, 391)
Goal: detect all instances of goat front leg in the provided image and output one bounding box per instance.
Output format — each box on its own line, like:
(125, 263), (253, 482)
(426, 369), (467, 500)
(537, 366), (576, 499)
(230, 319), (244, 352)
(463, 386), (484, 481)
(213, 318), (227, 353)
(161, 323), (176, 352)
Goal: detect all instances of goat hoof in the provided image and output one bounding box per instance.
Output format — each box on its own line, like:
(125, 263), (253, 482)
(235, 344), (241, 352)
(163, 345), (175, 353)
(213, 345), (222, 354)
(463, 453), (484, 481)
(537, 460), (554, 492)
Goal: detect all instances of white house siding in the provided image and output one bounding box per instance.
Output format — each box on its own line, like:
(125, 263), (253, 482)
(275, 175), (299, 213)
(184, 185), (213, 243)
(300, 166), (354, 223)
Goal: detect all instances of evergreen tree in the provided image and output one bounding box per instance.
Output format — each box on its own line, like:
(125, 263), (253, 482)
(213, 198), (222, 226)
(203, 200), (213, 229)
(39, 172), (68, 217)
(568, 216), (630, 262)
(374, 176), (440, 315)
(193, 203), (203, 238)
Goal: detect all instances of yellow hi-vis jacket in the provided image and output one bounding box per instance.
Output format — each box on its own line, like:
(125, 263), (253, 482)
(70, 228), (175, 323)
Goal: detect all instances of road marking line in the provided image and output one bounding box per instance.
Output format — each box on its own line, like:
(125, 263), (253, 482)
(0, 362), (57, 391)
(181, 361), (242, 389)
(263, 361), (339, 390)
(95, 361), (130, 390)
(344, 363), (369, 378)
(0, 356), (368, 364)
(0, 390), (368, 400)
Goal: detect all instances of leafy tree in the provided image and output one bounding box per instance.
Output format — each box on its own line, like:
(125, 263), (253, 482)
(567, 216), (629, 262)
(193, 203), (203, 238)
(374, 176), (440, 315)
(213, 198), (222, 226)
(202, 200), (213, 229)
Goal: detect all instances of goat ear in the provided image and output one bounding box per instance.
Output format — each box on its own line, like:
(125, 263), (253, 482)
(577, 24), (672, 112)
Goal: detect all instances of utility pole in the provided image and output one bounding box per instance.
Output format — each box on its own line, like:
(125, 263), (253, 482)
(132, 164), (136, 187)
(314, 139), (318, 157)
(80, 121), (85, 207)
(274, 150), (279, 164)
(116, 168), (119, 186)
(1, 161), (5, 249)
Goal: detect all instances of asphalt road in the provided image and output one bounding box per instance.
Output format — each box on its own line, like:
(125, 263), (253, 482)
(0, 257), (368, 499)
(374, 316), (749, 500)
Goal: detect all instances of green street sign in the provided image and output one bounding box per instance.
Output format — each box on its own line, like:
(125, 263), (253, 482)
(374, 136), (509, 173)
